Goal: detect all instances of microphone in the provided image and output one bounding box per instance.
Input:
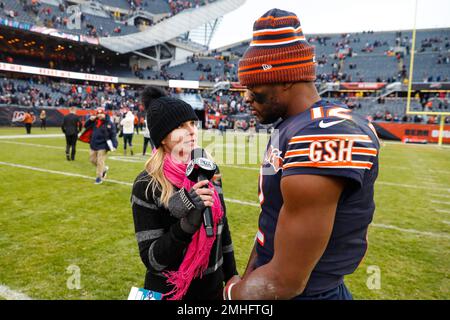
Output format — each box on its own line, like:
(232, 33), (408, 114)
(186, 148), (217, 237)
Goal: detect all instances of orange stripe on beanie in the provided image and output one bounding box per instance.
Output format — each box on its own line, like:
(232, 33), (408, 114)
(238, 8), (316, 86)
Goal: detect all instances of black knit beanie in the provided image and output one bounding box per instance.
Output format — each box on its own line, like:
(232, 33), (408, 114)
(141, 86), (198, 148)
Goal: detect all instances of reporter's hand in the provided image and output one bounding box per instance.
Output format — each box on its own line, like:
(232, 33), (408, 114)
(168, 187), (205, 219)
(179, 180), (215, 234)
(192, 180), (214, 207)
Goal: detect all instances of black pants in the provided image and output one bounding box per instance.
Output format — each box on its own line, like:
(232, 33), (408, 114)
(25, 123), (31, 134)
(40, 119), (46, 130)
(123, 134), (133, 149)
(65, 134), (78, 160)
(143, 137), (154, 155)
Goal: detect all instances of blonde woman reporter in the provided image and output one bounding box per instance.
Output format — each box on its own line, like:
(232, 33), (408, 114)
(131, 86), (238, 300)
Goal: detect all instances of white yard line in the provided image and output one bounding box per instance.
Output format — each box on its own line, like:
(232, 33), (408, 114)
(0, 134), (65, 139)
(382, 141), (450, 149)
(109, 155), (144, 163)
(376, 181), (450, 192)
(224, 198), (260, 207)
(1, 140), (449, 191)
(431, 200), (450, 206)
(435, 209), (450, 214)
(0, 285), (32, 300)
(382, 165), (450, 175)
(0, 160), (448, 239)
(0, 161), (132, 186)
(431, 194), (450, 199)
(371, 223), (450, 239)
(422, 181), (450, 187)
(0, 140), (88, 152)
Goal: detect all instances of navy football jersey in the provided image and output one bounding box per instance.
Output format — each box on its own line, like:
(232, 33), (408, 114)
(255, 99), (380, 297)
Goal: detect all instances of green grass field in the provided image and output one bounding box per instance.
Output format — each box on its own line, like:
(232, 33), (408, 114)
(0, 126), (449, 300)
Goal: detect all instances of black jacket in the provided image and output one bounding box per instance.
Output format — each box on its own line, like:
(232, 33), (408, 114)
(61, 113), (82, 136)
(131, 169), (238, 300)
(84, 116), (118, 151)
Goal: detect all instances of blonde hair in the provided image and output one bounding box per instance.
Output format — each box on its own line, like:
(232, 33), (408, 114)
(144, 146), (215, 208)
(145, 147), (174, 208)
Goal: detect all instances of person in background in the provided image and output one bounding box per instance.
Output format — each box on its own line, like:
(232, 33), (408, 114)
(40, 110), (47, 130)
(23, 111), (33, 134)
(84, 107), (118, 184)
(120, 108), (135, 156)
(134, 112), (140, 135)
(113, 112), (121, 132)
(61, 106), (82, 161)
(142, 118), (154, 156)
(131, 86), (238, 300)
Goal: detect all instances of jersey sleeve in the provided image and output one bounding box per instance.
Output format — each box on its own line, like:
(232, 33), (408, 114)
(281, 119), (378, 188)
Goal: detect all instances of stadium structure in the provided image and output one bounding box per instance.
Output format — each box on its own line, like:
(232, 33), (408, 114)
(0, 0), (449, 144)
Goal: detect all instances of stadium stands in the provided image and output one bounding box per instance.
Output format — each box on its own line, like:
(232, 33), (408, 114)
(1, 1), (448, 82)
(0, 1), (449, 129)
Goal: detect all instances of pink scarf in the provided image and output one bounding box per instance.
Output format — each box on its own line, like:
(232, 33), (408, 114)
(162, 152), (223, 300)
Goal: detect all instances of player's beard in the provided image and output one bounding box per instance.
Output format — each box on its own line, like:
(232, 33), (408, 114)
(252, 91), (288, 124)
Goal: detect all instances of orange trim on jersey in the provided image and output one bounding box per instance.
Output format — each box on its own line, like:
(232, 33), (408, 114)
(283, 161), (373, 170)
(238, 61), (315, 76)
(319, 107), (325, 118)
(284, 149), (309, 158)
(289, 134), (372, 144)
(238, 55), (312, 72)
(309, 107), (324, 120)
